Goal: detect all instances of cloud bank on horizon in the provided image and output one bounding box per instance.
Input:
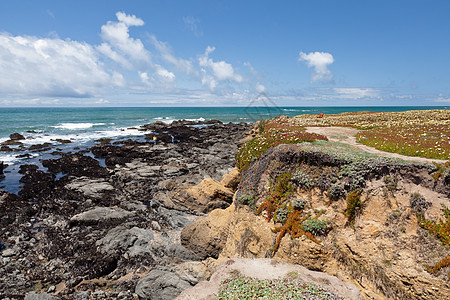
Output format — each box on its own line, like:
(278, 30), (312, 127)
(0, 5), (449, 107)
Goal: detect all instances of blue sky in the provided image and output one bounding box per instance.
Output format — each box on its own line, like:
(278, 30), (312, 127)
(0, 0), (449, 107)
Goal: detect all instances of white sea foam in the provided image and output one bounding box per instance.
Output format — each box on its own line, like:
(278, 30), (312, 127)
(186, 117), (205, 122)
(52, 123), (106, 130)
(0, 153), (37, 164)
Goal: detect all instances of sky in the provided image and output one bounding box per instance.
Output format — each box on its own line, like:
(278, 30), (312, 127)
(0, 0), (449, 107)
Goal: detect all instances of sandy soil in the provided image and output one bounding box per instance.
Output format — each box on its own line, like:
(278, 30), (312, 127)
(305, 126), (448, 164)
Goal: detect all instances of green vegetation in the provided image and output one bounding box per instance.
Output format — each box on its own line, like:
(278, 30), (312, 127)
(418, 204), (450, 278)
(344, 189), (362, 226)
(292, 109), (450, 160)
(410, 192), (430, 213)
(431, 161), (450, 180)
(328, 184), (345, 200)
(217, 273), (344, 300)
(236, 118), (327, 171)
(256, 172), (294, 220)
(303, 219), (328, 235)
(237, 194), (256, 210)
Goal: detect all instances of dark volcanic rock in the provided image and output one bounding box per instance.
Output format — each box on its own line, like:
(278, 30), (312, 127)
(18, 165), (56, 200)
(0, 120), (253, 298)
(9, 132), (25, 140)
(42, 153), (108, 178)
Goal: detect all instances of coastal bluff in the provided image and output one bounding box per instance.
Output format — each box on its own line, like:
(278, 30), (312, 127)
(1, 113), (449, 299)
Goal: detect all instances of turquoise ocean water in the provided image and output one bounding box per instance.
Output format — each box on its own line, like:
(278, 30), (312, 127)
(0, 106), (448, 193)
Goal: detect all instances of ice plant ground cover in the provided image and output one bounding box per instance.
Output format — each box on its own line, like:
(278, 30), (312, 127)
(292, 110), (450, 160)
(236, 117), (327, 171)
(217, 273), (344, 300)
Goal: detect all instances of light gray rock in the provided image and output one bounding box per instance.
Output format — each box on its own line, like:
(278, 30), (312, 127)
(24, 292), (59, 300)
(135, 269), (191, 300)
(73, 291), (90, 300)
(1, 248), (16, 257)
(96, 226), (155, 258)
(65, 177), (114, 198)
(70, 207), (133, 226)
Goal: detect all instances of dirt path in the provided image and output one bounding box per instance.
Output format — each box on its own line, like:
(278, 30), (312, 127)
(306, 126), (448, 164)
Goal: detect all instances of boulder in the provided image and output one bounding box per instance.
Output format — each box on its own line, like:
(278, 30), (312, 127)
(180, 206), (233, 259)
(96, 226), (154, 258)
(171, 178), (234, 213)
(9, 132), (25, 140)
(220, 167), (240, 191)
(69, 207), (133, 226)
(135, 269), (192, 300)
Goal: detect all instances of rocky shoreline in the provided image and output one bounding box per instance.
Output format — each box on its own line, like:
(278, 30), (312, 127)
(0, 120), (252, 299)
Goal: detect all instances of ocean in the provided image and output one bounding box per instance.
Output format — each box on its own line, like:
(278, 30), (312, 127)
(0, 106), (448, 193)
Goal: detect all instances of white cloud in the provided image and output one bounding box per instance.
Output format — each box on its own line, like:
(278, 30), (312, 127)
(299, 51), (334, 83)
(150, 35), (194, 74)
(333, 87), (379, 99)
(256, 83), (266, 93)
(183, 16), (203, 37)
(139, 72), (150, 84)
(435, 94), (450, 103)
(99, 12), (150, 66)
(0, 33), (116, 97)
(199, 46), (244, 90)
(116, 11), (144, 26)
(96, 98), (109, 104)
(156, 67), (175, 82)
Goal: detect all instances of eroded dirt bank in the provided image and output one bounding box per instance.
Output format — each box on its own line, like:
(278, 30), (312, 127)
(181, 143), (450, 299)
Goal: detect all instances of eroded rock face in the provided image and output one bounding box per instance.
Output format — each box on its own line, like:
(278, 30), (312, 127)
(181, 206), (234, 259)
(215, 145), (450, 300)
(171, 178), (234, 213)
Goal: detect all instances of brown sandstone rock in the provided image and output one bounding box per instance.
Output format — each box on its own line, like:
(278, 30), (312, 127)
(180, 205), (233, 259)
(171, 178), (234, 213)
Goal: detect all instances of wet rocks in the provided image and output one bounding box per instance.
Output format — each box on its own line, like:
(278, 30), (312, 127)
(9, 133), (25, 141)
(42, 153), (108, 178)
(0, 120), (252, 298)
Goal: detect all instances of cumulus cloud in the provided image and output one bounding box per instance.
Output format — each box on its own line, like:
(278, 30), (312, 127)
(150, 35), (194, 74)
(0, 33), (116, 97)
(199, 46), (243, 90)
(98, 12), (176, 88)
(98, 12), (150, 67)
(299, 51), (334, 83)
